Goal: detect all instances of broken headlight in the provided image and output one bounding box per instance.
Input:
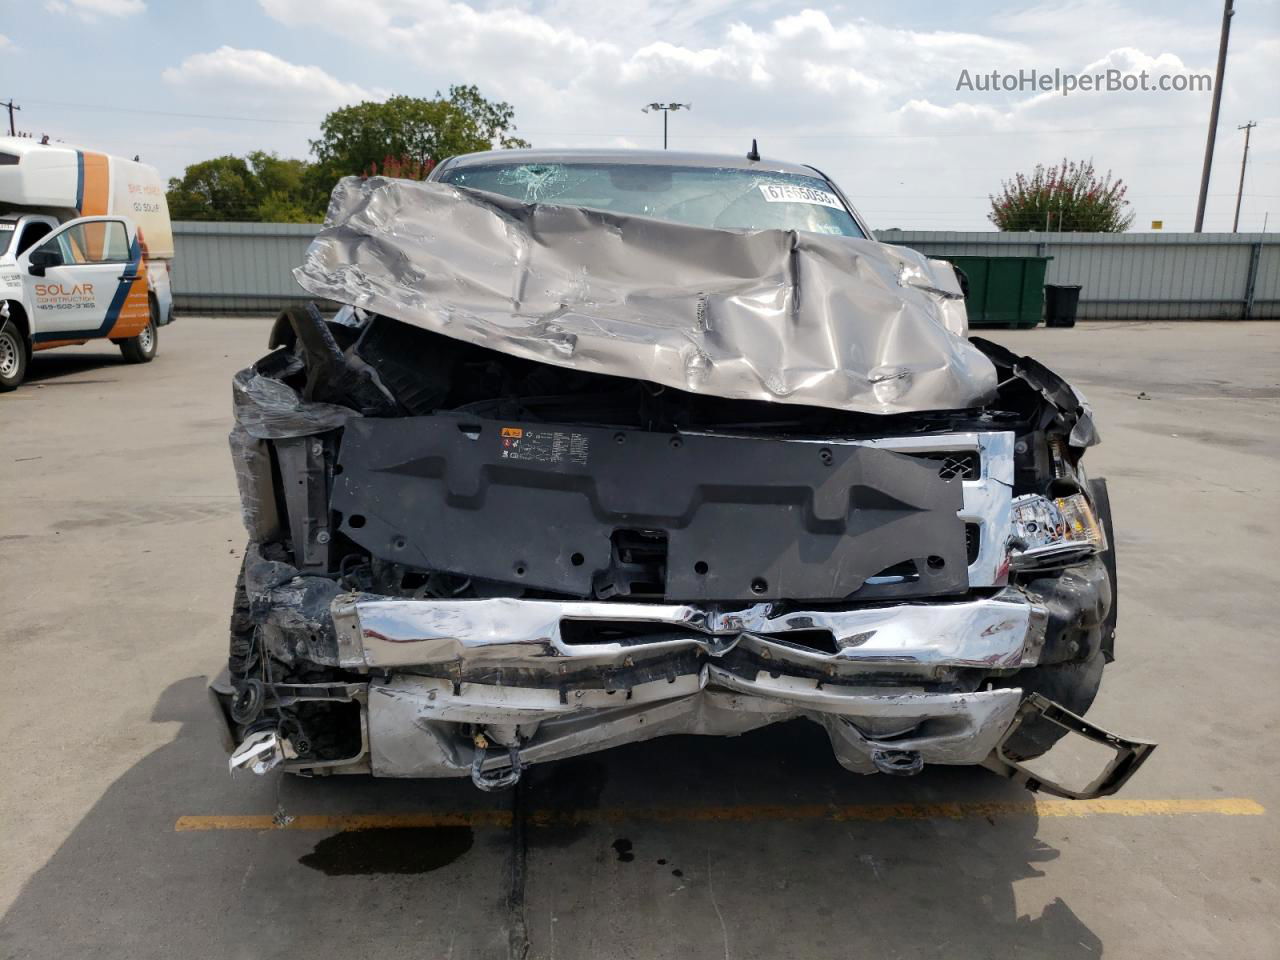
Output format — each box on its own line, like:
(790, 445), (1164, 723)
(1008, 492), (1108, 570)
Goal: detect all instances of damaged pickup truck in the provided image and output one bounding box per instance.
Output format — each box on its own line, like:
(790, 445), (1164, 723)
(212, 149), (1155, 798)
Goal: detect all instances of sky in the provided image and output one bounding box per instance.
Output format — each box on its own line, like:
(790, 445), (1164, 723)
(0, 0), (1277, 231)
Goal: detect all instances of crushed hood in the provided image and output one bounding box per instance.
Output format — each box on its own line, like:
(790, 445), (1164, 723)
(293, 176), (999, 415)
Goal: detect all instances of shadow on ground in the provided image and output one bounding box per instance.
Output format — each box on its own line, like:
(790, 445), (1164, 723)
(0, 677), (1102, 960)
(22, 349), (130, 387)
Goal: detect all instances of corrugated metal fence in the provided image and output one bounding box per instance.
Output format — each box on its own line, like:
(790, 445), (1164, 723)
(173, 221), (323, 313)
(172, 222), (1280, 320)
(878, 230), (1279, 321)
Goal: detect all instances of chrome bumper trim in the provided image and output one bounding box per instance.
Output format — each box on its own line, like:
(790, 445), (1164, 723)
(362, 673), (1025, 778)
(332, 588), (1040, 673)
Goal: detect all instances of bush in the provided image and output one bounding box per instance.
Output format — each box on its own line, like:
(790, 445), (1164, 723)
(989, 159), (1133, 232)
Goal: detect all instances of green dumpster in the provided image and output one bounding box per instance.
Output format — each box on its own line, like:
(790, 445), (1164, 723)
(939, 255), (1052, 329)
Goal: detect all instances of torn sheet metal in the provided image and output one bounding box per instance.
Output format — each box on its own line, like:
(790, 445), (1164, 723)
(231, 367), (358, 440)
(241, 542), (344, 667)
(229, 729), (290, 775)
(970, 337), (1099, 446)
(293, 177), (998, 415)
(227, 425), (280, 540)
(982, 693), (1157, 799)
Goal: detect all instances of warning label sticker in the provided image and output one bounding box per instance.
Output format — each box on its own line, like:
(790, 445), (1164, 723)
(500, 427), (590, 465)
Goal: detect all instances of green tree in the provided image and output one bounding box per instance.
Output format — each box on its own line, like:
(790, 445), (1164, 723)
(310, 86), (529, 182)
(166, 151), (327, 221)
(246, 151), (306, 201)
(247, 151), (327, 221)
(166, 86), (530, 222)
(255, 191), (313, 223)
(989, 159), (1133, 232)
(165, 155), (261, 221)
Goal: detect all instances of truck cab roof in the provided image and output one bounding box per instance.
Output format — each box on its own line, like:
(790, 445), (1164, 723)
(434, 147), (826, 180)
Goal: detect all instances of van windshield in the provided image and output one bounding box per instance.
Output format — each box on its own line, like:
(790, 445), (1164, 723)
(437, 163), (865, 238)
(0, 221), (14, 257)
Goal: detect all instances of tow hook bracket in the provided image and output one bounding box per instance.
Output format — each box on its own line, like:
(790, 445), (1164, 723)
(872, 749), (924, 776)
(984, 692), (1157, 800)
(471, 742), (524, 792)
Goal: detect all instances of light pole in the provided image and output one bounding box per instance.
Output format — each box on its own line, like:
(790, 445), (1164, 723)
(642, 102), (691, 149)
(1194, 0), (1234, 232)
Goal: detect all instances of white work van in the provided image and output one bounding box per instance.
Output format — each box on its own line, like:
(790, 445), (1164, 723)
(0, 137), (176, 390)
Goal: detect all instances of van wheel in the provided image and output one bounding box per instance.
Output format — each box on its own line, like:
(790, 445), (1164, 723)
(119, 301), (159, 364)
(0, 321), (27, 391)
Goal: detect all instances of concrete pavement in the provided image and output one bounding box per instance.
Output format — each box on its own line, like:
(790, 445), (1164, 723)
(1, 318), (1276, 959)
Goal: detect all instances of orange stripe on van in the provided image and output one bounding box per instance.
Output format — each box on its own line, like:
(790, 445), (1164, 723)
(79, 152), (110, 217)
(107, 250), (151, 340)
(79, 152), (111, 261)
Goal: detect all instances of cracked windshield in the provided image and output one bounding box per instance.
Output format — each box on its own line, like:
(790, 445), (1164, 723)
(438, 162), (866, 237)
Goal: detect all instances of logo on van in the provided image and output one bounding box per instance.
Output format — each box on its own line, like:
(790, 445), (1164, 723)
(35, 282), (95, 298)
(34, 282), (97, 309)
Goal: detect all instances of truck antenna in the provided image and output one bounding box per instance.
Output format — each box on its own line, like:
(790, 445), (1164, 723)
(746, 138), (760, 162)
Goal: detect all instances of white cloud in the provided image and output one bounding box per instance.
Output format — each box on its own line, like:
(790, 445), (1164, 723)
(0, 34), (13, 50)
(162, 47), (382, 111)
(264, 2), (1023, 90)
(253, 1), (1030, 134)
(896, 98), (1014, 132)
(994, 1), (1217, 60)
(209, 3), (1280, 230)
(44, 0), (146, 19)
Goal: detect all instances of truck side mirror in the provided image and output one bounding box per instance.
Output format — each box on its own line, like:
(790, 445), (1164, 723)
(27, 248), (61, 276)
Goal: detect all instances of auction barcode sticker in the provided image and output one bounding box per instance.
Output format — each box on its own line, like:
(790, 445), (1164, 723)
(757, 183), (844, 210)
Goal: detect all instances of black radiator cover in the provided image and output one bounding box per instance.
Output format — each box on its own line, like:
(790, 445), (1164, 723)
(332, 414), (969, 602)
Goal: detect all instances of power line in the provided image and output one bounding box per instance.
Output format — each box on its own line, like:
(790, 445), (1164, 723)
(15, 96), (1212, 140)
(1233, 121), (1257, 232)
(15, 97), (320, 126)
(2, 98), (19, 136)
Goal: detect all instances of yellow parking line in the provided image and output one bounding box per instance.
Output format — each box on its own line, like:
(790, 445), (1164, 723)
(174, 811), (513, 832)
(174, 796), (1263, 832)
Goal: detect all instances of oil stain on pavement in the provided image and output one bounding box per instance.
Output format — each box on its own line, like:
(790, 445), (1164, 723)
(298, 825), (474, 875)
(611, 838), (635, 862)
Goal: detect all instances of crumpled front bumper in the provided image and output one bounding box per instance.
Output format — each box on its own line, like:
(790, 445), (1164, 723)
(333, 590), (1043, 781)
(218, 560), (1154, 799)
(219, 587), (1060, 780)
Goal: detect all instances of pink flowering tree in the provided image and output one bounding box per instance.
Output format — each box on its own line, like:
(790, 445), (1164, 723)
(989, 159), (1133, 232)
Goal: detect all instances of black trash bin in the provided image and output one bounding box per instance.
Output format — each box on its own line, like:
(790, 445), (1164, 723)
(1045, 284), (1082, 328)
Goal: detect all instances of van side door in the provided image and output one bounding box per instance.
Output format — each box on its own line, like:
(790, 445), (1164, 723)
(20, 217), (145, 343)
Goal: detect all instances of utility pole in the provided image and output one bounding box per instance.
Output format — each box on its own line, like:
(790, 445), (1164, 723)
(1194, 0), (1234, 232)
(641, 102), (692, 149)
(2, 99), (19, 137)
(1232, 121), (1256, 232)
